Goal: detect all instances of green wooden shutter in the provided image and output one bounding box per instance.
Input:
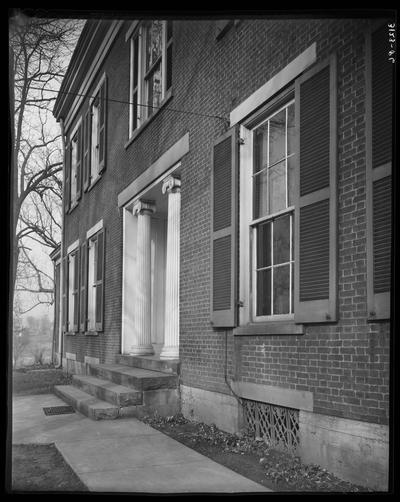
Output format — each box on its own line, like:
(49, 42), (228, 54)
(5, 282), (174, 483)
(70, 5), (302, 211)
(83, 108), (91, 191)
(76, 124), (82, 201)
(98, 77), (107, 174)
(62, 256), (68, 333)
(95, 228), (105, 331)
(64, 143), (71, 214)
(73, 249), (79, 333)
(80, 241), (87, 332)
(211, 127), (239, 327)
(294, 55), (337, 323)
(366, 23), (393, 320)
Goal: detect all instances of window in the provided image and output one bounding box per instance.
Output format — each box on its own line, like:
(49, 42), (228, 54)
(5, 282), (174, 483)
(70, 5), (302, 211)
(64, 123), (82, 213)
(80, 226), (105, 333)
(63, 248), (79, 334)
(252, 101), (295, 319)
(210, 54), (337, 328)
(366, 23), (393, 320)
(129, 20), (173, 136)
(86, 76), (107, 186)
(90, 95), (100, 181)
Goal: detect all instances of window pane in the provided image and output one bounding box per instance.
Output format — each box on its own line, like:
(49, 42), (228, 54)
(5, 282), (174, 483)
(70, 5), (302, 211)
(257, 269), (271, 316)
(269, 109), (286, 165)
(146, 21), (163, 70)
(287, 103), (295, 156)
(133, 36), (139, 88)
(257, 221), (271, 268)
(268, 160), (286, 214)
(91, 101), (99, 176)
(273, 264), (290, 314)
(254, 123), (268, 174)
(253, 170), (268, 219)
(167, 20), (173, 41)
(273, 214), (290, 264)
(71, 140), (77, 200)
(88, 242), (95, 330)
(287, 155), (296, 207)
(147, 64), (162, 117)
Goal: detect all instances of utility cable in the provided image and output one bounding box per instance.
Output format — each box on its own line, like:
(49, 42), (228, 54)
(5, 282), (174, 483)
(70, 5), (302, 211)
(27, 85), (230, 125)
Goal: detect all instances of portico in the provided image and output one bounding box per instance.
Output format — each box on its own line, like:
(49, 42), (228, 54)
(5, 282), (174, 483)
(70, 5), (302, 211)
(121, 171), (181, 360)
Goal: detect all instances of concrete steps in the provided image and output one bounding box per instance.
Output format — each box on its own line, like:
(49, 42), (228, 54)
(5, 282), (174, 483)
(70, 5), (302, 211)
(117, 354), (180, 375)
(72, 374), (142, 407)
(88, 364), (178, 391)
(55, 358), (180, 421)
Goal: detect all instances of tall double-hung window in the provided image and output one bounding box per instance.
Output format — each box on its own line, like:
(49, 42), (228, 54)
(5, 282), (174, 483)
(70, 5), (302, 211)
(129, 20), (173, 136)
(252, 101), (295, 318)
(210, 53), (338, 329)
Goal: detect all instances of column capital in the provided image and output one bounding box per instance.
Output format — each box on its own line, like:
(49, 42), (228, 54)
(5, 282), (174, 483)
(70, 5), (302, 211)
(162, 175), (181, 195)
(132, 199), (156, 216)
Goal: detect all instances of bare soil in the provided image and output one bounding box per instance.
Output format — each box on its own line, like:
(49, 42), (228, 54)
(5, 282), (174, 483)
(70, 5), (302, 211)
(142, 413), (373, 493)
(11, 443), (88, 492)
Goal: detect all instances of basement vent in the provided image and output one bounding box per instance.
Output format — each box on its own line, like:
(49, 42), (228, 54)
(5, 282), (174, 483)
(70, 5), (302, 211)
(43, 406), (75, 416)
(243, 399), (299, 453)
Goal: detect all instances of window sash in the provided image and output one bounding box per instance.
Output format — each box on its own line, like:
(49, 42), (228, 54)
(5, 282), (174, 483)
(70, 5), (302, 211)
(252, 210), (294, 320)
(129, 20), (170, 136)
(91, 97), (100, 179)
(250, 99), (296, 320)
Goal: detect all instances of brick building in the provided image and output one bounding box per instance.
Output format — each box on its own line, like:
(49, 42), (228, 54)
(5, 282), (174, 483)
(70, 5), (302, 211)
(52, 17), (393, 490)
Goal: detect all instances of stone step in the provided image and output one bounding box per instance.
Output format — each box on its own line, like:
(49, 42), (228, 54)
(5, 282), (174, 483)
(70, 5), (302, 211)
(116, 354), (180, 375)
(71, 374), (143, 407)
(53, 385), (138, 420)
(87, 364), (179, 391)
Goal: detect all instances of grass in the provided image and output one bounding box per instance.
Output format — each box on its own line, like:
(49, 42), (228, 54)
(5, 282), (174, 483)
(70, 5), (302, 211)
(11, 444), (88, 492)
(12, 365), (72, 395)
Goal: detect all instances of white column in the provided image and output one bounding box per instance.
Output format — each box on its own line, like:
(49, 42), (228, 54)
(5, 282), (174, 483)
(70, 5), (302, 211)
(130, 200), (155, 355)
(160, 176), (181, 360)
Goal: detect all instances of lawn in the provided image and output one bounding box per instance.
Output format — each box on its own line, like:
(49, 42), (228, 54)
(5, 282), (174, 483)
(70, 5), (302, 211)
(11, 444), (88, 492)
(12, 364), (72, 395)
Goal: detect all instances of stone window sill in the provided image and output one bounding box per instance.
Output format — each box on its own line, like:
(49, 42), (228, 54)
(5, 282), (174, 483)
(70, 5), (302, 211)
(233, 322), (304, 336)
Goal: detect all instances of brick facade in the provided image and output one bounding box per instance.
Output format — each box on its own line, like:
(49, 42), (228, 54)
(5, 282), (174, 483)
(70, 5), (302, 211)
(58, 17), (390, 432)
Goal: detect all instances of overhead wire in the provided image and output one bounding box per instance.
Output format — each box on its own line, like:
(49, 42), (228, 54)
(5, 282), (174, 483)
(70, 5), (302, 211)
(27, 85), (230, 125)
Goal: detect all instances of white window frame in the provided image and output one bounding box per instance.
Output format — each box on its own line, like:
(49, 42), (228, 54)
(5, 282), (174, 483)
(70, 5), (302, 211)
(86, 219), (104, 332)
(69, 117), (82, 208)
(128, 20), (172, 138)
(89, 75), (106, 186)
(240, 97), (296, 325)
(66, 239), (79, 333)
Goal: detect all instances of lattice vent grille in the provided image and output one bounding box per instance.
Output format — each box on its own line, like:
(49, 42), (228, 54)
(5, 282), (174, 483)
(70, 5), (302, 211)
(243, 399), (299, 453)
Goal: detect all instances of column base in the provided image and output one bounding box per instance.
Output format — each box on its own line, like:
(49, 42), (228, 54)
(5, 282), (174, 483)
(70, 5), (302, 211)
(129, 345), (155, 356)
(160, 345), (179, 360)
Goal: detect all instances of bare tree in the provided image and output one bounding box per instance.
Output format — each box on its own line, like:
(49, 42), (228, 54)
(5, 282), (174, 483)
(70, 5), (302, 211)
(9, 11), (83, 311)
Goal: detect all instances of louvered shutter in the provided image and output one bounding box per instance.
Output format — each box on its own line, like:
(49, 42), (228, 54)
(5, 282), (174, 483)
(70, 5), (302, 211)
(73, 249), (79, 332)
(98, 77), (107, 174)
(366, 23), (393, 320)
(294, 55), (337, 323)
(64, 143), (71, 213)
(80, 241), (87, 332)
(83, 108), (91, 191)
(95, 228), (105, 331)
(76, 124), (82, 200)
(62, 256), (68, 333)
(211, 127), (239, 327)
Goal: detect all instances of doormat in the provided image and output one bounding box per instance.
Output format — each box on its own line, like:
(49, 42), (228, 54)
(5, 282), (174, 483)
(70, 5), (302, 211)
(43, 406), (75, 416)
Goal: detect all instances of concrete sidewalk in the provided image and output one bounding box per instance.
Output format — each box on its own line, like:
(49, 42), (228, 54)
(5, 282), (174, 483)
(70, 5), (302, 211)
(12, 393), (271, 493)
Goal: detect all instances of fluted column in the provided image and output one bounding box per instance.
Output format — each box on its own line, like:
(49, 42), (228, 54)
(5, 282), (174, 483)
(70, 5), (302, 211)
(160, 176), (181, 360)
(130, 200), (155, 355)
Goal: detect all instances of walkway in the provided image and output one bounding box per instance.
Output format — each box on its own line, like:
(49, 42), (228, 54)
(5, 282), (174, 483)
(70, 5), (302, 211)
(12, 393), (271, 493)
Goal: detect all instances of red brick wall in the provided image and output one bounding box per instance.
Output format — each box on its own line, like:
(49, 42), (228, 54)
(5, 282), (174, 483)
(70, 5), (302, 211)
(62, 18), (390, 425)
